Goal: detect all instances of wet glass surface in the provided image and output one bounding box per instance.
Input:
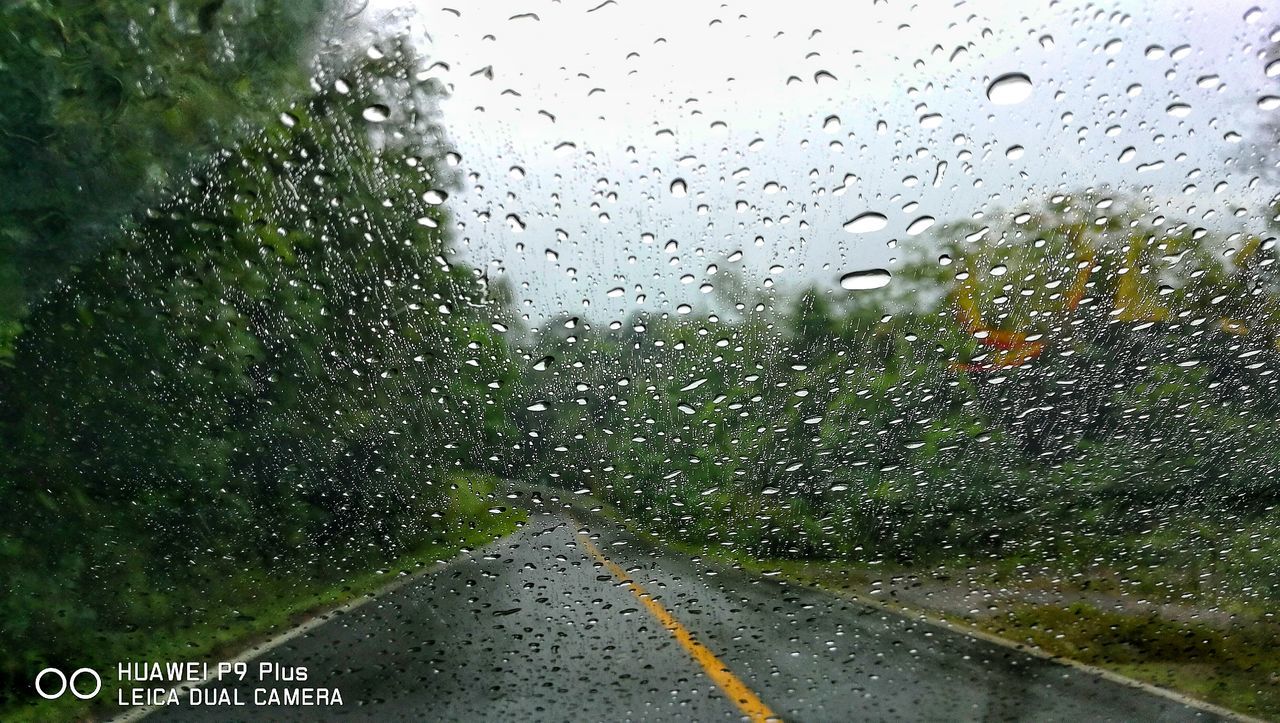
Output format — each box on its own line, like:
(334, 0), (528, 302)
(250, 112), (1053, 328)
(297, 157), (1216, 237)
(2, 1), (1279, 720)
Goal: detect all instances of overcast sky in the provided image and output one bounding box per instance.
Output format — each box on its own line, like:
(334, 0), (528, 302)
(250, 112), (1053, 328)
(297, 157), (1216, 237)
(351, 0), (1280, 324)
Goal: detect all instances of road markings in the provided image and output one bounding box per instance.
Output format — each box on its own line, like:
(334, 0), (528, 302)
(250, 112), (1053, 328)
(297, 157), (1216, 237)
(576, 532), (780, 723)
(815, 587), (1261, 723)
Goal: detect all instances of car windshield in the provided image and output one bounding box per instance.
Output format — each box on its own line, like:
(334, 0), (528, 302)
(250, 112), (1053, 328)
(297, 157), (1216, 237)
(3, 1), (1280, 721)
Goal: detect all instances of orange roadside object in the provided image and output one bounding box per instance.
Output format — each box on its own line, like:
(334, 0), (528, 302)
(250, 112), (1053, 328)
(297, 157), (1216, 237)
(952, 224), (1091, 372)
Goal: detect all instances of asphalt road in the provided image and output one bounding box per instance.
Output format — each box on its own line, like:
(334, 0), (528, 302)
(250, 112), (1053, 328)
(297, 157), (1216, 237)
(143, 495), (1228, 722)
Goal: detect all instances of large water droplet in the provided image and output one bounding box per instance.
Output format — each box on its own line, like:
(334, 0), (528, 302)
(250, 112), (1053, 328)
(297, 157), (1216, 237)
(362, 104), (390, 122)
(840, 269), (892, 290)
(670, 178), (688, 197)
(986, 73), (1033, 105)
(906, 216), (935, 236)
(843, 212), (888, 234)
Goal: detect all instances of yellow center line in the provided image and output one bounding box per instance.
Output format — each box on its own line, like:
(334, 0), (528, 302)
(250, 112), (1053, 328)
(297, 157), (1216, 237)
(576, 531), (781, 723)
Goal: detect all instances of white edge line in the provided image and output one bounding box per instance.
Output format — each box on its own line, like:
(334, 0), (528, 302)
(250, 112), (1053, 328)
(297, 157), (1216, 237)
(815, 586), (1263, 723)
(108, 533), (515, 722)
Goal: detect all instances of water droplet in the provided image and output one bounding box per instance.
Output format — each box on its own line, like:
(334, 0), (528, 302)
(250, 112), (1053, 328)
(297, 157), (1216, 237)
(526, 402), (549, 412)
(422, 189), (448, 205)
(986, 73), (1033, 105)
(823, 115), (841, 132)
(906, 216), (935, 236)
(839, 269), (892, 290)
(670, 179), (688, 197)
(362, 104), (390, 122)
(1005, 145), (1024, 160)
(1166, 103), (1191, 118)
(843, 212), (888, 234)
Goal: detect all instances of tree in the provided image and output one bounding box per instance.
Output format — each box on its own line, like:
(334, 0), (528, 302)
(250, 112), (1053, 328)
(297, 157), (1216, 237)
(0, 0), (328, 358)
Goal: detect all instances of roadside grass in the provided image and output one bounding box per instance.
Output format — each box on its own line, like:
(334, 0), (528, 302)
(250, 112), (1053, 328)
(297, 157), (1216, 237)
(724, 555), (1280, 721)
(983, 602), (1280, 720)
(9, 476), (524, 723)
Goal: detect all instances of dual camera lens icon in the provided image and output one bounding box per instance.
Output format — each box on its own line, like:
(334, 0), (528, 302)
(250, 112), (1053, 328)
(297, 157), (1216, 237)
(35, 667), (102, 700)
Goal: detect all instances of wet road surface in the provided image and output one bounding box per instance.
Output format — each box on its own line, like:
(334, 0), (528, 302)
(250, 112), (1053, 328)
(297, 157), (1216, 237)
(143, 498), (1227, 722)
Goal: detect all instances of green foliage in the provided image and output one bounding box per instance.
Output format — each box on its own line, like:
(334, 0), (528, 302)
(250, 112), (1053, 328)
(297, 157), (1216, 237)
(0, 41), (522, 714)
(0, 0), (327, 350)
(513, 193), (1280, 601)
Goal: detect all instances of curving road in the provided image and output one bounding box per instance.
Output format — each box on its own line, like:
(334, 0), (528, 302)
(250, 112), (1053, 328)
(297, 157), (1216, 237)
(142, 492), (1228, 722)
